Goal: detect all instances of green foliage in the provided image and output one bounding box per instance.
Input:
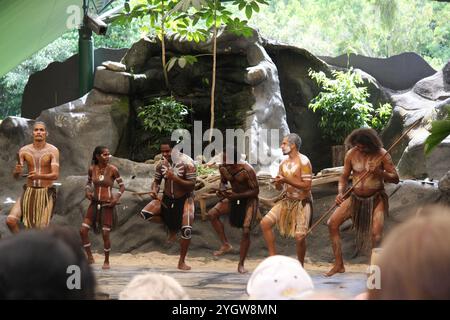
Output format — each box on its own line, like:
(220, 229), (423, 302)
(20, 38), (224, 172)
(196, 164), (218, 175)
(308, 68), (392, 145)
(137, 97), (191, 134)
(0, 22), (141, 119)
(232, 0), (269, 19)
(2, 0), (448, 119)
(424, 105), (450, 155)
(114, 0), (264, 44)
(225, 17), (254, 37)
(370, 103), (392, 132)
(175, 17), (209, 42)
(166, 54), (206, 71)
(242, 0), (449, 69)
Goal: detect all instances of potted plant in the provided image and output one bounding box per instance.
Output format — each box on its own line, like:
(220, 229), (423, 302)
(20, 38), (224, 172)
(308, 68), (392, 166)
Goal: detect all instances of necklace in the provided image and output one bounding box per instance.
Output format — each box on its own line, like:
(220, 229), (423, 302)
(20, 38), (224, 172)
(98, 165), (107, 181)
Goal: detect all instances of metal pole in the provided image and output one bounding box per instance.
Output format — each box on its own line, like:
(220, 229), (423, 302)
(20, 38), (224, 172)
(78, 0), (94, 96)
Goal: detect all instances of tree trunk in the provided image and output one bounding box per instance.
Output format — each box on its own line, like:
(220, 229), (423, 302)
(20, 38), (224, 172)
(208, 1), (217, 143)
(332, 145), (346, 167)
(161, 0), (170, 89)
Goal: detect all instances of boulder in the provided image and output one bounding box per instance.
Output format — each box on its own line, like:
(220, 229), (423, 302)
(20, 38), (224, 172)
(382, 61), (450, 179)
(119, 27), (290, 169)
(94, 67), (132, 95)
(102, 61), (127, 72)
(439, 170), (450, 195)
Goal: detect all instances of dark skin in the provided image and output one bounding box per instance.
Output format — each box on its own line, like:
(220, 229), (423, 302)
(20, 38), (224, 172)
(142, 144), (196, 270)
(207, 153), (259, 274)
(260, 137), (312, 266)
(80, 148), (125, 269)
(325, 143), (399, 277)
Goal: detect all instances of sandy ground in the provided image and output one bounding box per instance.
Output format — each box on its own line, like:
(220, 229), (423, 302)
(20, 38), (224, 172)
(91, 251), (368, 274)
(91, 252), (369, 300)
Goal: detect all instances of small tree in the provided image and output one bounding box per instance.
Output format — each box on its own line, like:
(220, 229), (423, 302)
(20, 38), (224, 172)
(116, 0), (189, 89)
(308, 68), (392, 145)
(137, 96), (191, 154)
(115, 0), (267, 141)
(171, 0), (266, 141)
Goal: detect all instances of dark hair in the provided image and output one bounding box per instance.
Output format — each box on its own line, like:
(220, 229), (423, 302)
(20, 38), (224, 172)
(92, 145), (108, 165)
(345, 128), (382, 154)
(44, 226), (96, 298)
(0, 230), (96, 300)
(160, 137), (177, 149)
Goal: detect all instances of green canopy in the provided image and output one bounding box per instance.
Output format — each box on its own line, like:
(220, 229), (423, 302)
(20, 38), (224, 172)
(0, 0), (81, 77)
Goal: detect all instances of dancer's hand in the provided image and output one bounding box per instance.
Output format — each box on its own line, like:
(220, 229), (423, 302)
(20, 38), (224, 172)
(368, 161), (383, 176)
(272, 175), (285, 184)
(27, 171), (40, 180)
(13, 164), (23, 178)
(165, 169), (175, 180)
(108, 197), (119, 207)
(272, 175), (285, 189)
(149, 191), (158, 199)
(335, 193), (345, 205)
(223, 191), (238, 200)
(216, 190), (225, 198)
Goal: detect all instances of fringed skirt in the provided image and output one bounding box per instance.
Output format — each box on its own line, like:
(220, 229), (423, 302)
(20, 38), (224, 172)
(350, 191), (389, 254)
(266, 197), (313, 238)
(20, 185), (57, 229)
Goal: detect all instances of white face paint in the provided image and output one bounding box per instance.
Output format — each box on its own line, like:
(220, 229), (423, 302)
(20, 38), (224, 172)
(282, 145), (291, 155)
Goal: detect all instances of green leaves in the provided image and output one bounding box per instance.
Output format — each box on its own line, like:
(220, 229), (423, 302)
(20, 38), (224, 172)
(165, 55), (199, 71)
(424, 106), (450, 155)
(370, 103), (392, 132)
(176, 18), (209, 42)
(124, 1), (131, 13)
(172, 0), (208, 12)
(232, 0), (268, 19)
(113, 0), (268, 41)
(226, 18), (253, 37)
(137, 97), (191, 134)
(308, 68), (391, 145)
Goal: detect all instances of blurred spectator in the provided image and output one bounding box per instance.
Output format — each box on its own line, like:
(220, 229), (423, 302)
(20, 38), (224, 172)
(0, 229), (95, 299)
(246, 255), (314, 299)
(119, 273), (189, 300)
(369, 205), (450, 300)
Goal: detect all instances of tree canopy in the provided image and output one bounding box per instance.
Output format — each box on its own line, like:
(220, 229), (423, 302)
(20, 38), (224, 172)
(0, 0), (448, 118)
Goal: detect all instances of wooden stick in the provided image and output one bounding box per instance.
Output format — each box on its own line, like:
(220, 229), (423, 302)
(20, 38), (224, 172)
(132, 191), (153, 196)
(303, 118), (422, 238)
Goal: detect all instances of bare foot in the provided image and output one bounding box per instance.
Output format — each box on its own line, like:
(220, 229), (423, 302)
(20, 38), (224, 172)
(324, 264), (345, 277)
(213, 244), (233, 256)
(102, 262), (110, 270)
(178, 262), (191, 271)
(238, 264), (248, 274)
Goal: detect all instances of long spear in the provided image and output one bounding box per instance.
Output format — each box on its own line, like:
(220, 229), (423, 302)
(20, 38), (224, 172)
(303, 117), (422, 238)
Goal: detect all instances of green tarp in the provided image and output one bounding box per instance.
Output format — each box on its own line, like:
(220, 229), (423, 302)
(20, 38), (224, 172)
(0, 0), (81, 77)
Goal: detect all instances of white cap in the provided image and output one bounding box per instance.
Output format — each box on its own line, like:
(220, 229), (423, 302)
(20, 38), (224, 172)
(247, 255), (314, 300)
(119, 273), (189, 300)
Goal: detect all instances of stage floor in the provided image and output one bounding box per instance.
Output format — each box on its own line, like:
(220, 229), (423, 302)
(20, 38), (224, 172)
(94, 265), (367, 300)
